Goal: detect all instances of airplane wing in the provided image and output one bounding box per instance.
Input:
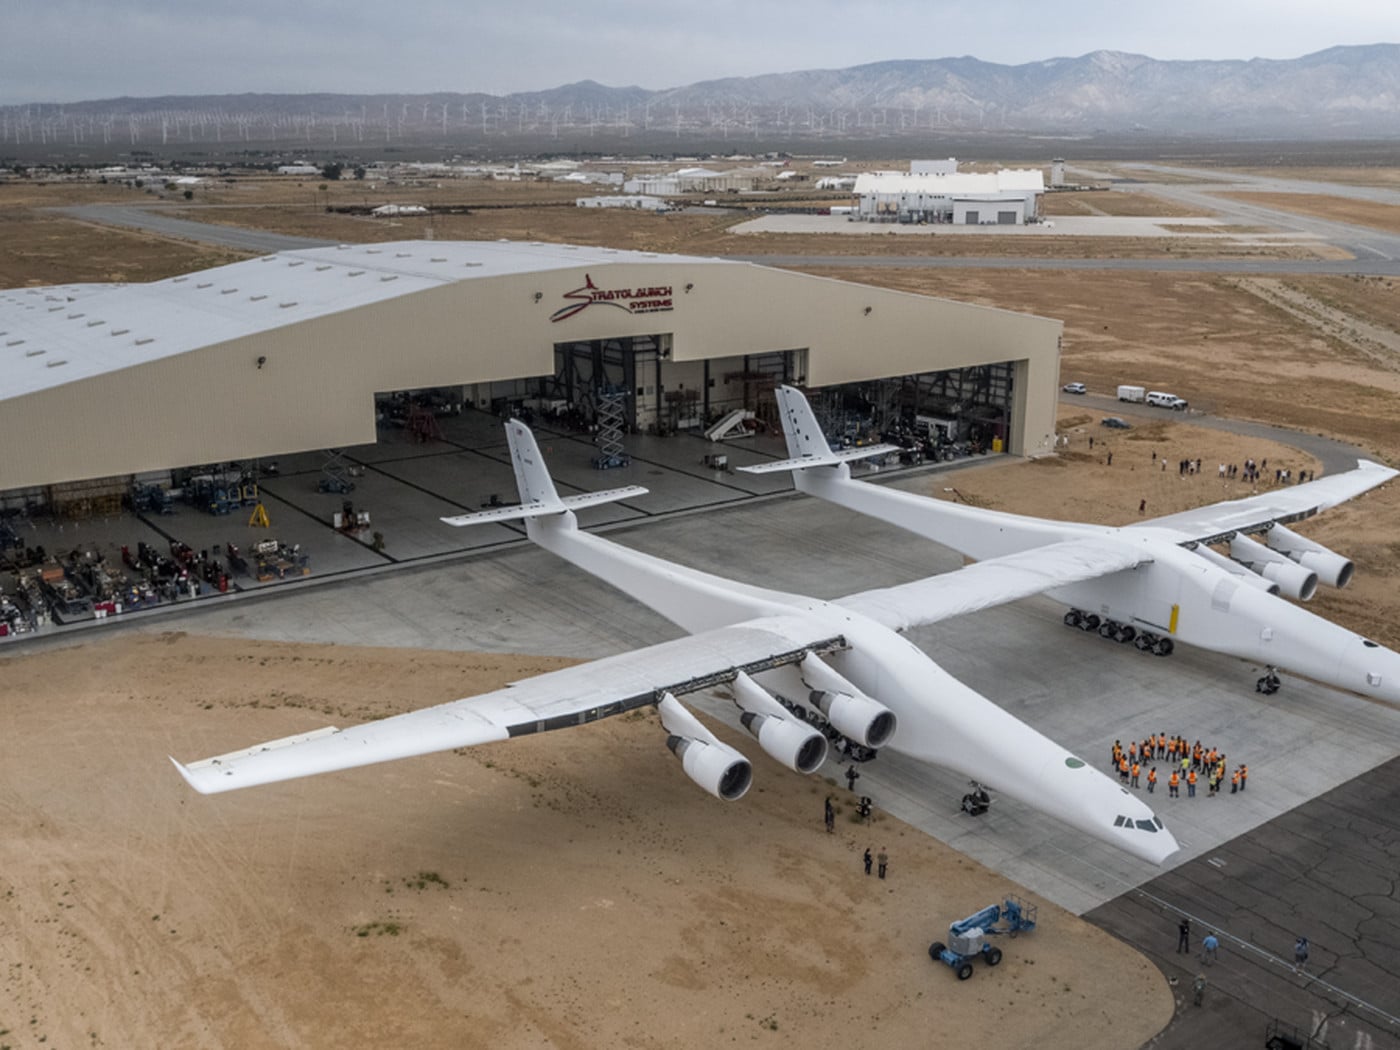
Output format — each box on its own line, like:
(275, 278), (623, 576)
(837, 537), (1149, 632)
(171, 614), (844, 794)
(1142, 459), (1397, 542)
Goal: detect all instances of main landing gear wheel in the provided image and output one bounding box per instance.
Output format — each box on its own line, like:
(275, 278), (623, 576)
(1064, 610), (1082, 628)
(1135, 633), (1156, 651)
(1080, 613), (1100, 632)
(1153, 637), (1175, 657)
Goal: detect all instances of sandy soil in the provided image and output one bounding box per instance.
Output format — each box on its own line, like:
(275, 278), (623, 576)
(0, 634), (1170, 1050)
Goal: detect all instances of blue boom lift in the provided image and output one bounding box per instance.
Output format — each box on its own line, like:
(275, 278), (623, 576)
(928, 896), (1037, 980)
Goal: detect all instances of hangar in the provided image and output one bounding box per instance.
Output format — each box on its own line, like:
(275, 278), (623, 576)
(0, 240), (1062, 501)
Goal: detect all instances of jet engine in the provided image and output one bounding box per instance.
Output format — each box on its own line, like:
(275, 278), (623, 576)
(658, 693), (752, 801)
(731, 672), (828, 774)
(797, 654), (897, 750)
(1265, 524), (1354, 588)
(1229, 534), (1318, 601)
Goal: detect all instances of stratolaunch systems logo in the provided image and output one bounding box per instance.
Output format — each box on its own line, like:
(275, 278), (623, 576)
(550, 274), (674, 322)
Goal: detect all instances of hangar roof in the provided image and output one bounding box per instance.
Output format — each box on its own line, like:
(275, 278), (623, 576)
(853, 170), (1045, 196)
(0, 240), (728, 403)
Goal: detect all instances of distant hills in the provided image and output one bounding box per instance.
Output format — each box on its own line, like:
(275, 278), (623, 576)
(5, 45), (1400, 159)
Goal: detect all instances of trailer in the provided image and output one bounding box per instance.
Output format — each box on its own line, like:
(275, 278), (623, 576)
(1117, 384), (1146, 403)
(928, 896), (1037, 980)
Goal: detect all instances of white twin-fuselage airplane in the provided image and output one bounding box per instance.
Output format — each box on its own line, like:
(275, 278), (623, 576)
(174, 419), (1179, 865)
(741, 385), (1400, 705)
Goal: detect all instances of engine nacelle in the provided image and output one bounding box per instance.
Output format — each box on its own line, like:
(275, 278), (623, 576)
(740, 712), (828, 774)
(797, 654), (897, 749)
(1265, 524), (1354, 588)
(808, 690), (897, 749)
(731, 672), (827, 774)
(1229, 534), (1318, 601)
(666, 735), (753, 801)
(658, 693), (752, 801)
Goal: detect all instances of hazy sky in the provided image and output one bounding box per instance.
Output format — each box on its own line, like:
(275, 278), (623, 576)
(6, 0), (1395, 104)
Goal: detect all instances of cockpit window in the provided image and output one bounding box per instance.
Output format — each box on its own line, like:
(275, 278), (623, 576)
(1115, 815), (1161, 833)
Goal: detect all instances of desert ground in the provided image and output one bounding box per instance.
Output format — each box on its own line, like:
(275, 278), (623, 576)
(3, 164), (1400, 1048)
(1, 634), (1170, 1050)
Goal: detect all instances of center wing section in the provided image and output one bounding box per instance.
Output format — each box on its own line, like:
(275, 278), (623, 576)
(172, 615), (845, 795)
(1142, 459), (1398, 543)
(838, 537), (1149, 632)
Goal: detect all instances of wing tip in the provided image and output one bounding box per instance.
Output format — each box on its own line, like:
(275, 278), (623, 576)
(169, 755), (216, 795)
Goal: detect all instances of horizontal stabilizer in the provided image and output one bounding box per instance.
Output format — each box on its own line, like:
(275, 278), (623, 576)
(441, 485), (647, 527)
(738, 445), (901, 475)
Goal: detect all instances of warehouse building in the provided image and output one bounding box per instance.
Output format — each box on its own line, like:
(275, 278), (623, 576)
(0, 240), (1062, 501)
(854, 169), (1046, 224)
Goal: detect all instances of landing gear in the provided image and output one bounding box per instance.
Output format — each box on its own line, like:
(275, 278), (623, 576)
(1063, 609), (1102, 632)
(1066, 609), (1166, 653)
(1256, 667), (1281, 695)
(960, 781), (991, 817)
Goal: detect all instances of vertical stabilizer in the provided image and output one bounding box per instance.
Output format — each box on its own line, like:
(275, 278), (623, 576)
(505, 419), (565, 512)
(774, 385), (835, 460)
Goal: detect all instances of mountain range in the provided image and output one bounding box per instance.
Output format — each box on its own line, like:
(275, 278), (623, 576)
(4, 45), (1399, 158)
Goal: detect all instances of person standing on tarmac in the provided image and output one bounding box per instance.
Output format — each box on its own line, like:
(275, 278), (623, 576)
(1147, 767), (1157, 794)
(1169, 770), (1180, 798)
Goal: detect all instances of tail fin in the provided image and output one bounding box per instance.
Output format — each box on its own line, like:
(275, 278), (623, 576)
(738, 385), (898, 476)
(775, 384), (831, 460)
(442, 420), (648, 527)
(505, 419), (562, 510)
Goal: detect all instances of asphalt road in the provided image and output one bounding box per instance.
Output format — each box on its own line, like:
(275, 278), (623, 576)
(1089, 755), (1400, 1050)
(58, 203), (336, 253)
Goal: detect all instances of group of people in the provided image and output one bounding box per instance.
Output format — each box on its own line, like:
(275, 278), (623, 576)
(1110, 735), (1248, 798)
(1176, 918), (1311, 974)
(1163, 455), (1312, 487)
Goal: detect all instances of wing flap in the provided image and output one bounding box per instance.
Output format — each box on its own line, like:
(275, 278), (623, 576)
(173, 616), (846, 795)
(1143, 459), (1398, 541)
(839, 538), (1149, 631)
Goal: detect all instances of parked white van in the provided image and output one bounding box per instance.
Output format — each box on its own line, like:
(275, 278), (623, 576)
(1146, 391), (1188, 410)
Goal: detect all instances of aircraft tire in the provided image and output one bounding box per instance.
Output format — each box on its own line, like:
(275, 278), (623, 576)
(1117, 626), (1137, 643)
(1153, 638), (1175, 657)
(1064, 610), (1082, 628)
(1098, 621), (1117, 639)
(1083, 614), (1101, 631)
(1135, 633), (1155, 651)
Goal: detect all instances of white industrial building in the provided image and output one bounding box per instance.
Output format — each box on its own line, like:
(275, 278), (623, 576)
(576, 196), (670, 212)
(623, 168), (756, 196)
(0, 240), (1062, 497)
(854, 169), (1046, 224)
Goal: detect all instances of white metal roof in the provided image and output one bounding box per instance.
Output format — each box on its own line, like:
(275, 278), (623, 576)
(0, 240), (731, 403)
(853, 170), (1045, 196)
